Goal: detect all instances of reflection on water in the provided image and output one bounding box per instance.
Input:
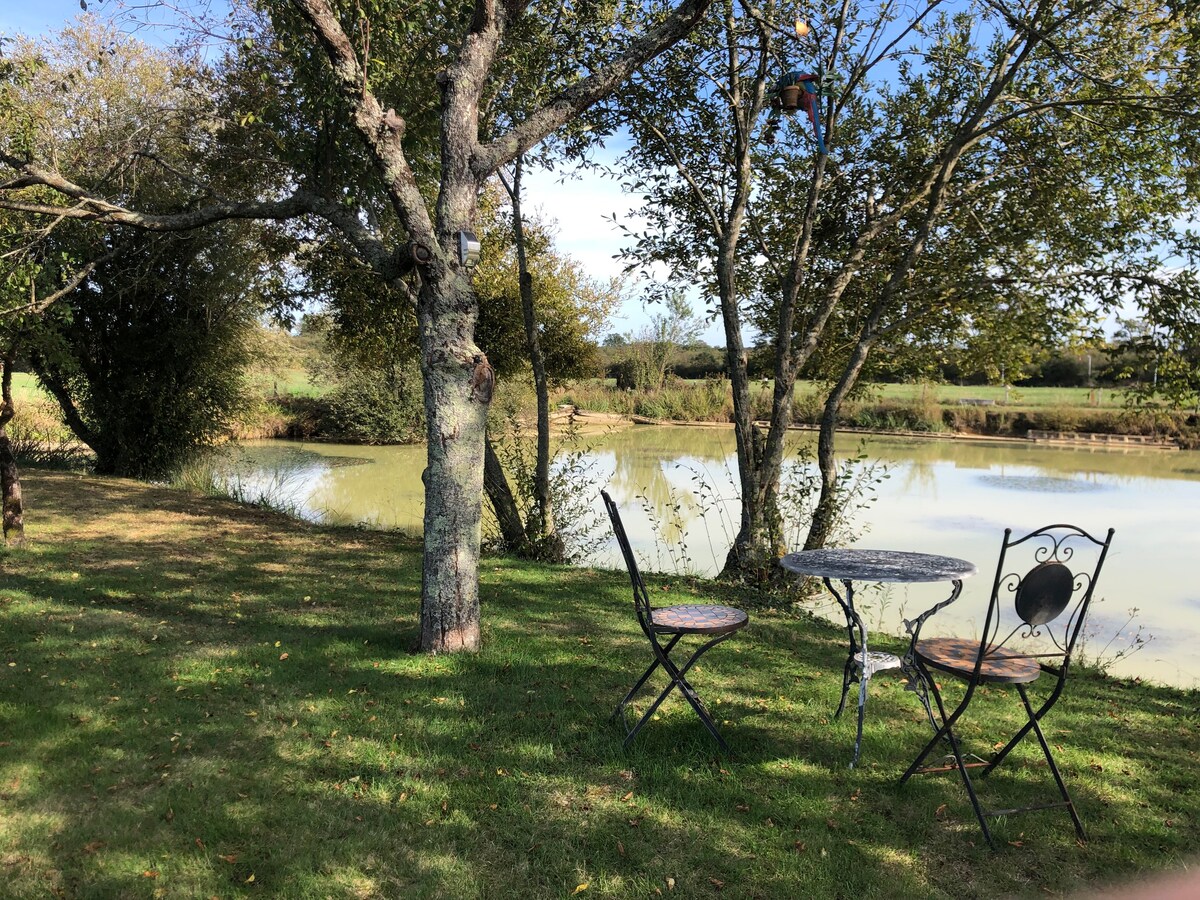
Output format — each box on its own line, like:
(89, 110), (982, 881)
(976, 474), (1112, 493)
(215, 442), (428, 532)
(221, 431), (1200, 688)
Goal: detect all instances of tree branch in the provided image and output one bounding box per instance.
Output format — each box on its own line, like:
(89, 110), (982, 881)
(290, 0), (437, 251)
(633, 114), (725, 238)
(0, 151), (416, 284)
(0, 156), (315, 229)
(473, 0), (716, 175)
(0, 251), (117, 318)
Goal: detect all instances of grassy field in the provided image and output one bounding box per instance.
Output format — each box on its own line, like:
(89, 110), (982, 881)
(855, 382), (1125, 410)
(8, 372), (45, 404)
(243, 367), (330, 399)
(584, 379), (1126, 410)
(0, 471), (1196, 898)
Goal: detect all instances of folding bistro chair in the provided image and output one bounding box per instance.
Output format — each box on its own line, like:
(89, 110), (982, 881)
(900, 524), (1114, 848)
(601, 490), (748, 751)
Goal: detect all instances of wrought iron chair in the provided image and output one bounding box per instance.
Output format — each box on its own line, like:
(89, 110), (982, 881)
(601, 490), (748, 751)
(900, 524), (1115, 848)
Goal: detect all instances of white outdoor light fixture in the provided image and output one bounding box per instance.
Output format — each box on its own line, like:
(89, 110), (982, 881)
(457, 230), (481, 268)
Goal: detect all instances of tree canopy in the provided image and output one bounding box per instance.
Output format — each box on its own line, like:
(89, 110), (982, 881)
(609, 0), (1200, 564)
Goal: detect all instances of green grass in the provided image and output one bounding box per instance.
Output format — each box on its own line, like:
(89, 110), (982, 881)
(0, 471), (1196, 898)
(8, 372), (45, 404)
(855, 382), (1125, 410)
(244, 367), (330, 399)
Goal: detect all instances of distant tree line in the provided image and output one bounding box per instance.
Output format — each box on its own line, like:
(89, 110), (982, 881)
(598, 341), (1170, 391)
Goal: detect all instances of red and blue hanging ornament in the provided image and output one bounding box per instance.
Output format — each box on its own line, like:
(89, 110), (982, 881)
(774, 70), (827, 154)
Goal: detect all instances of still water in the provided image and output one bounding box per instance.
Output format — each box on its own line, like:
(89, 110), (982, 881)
(219, 428), (1200, 688)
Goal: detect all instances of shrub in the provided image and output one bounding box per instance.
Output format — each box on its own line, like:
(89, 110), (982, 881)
(320, 364), (425, 444)
(634, 379), (731, 421)
(29, 223), (272, 480)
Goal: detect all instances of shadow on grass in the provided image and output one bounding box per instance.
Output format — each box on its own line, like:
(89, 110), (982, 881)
(0, 471), (1196, 898)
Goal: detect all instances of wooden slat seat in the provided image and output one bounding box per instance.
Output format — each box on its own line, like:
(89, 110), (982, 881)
(916, 637), (1042, 684)
(651, 604), (748, 635)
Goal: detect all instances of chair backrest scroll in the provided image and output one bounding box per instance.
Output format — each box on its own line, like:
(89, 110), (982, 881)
(981, 524), (1115, 674)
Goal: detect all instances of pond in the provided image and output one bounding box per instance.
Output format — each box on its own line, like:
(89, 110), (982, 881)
(214, 428), (1200, 688)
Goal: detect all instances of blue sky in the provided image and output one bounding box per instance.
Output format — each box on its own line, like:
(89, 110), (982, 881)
(1, 1), (90, 36)
(2, 0), (695, 343)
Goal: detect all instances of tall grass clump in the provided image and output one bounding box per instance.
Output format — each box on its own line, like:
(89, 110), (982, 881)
(558, 381), (636, 415)
(170, 449), (312, 520)
(8, 398), (90, 469)
(633, 378), (732, 421)
(565, 379), (734, 422)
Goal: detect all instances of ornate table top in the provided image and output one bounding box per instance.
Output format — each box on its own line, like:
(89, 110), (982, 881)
(780, 548), (977, 584)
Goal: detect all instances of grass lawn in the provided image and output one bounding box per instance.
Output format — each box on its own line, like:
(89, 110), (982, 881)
(0, 471), (1196, 898)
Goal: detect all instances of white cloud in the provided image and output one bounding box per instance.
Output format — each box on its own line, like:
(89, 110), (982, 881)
(522, 164), (727, 345)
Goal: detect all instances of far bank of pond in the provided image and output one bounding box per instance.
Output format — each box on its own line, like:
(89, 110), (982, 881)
(216, 428), (1200, 688)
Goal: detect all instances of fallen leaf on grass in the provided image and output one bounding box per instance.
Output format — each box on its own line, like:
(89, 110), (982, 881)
(572, 884), (589, 894)
(194, 838), (205, 850)
(934, 804), (947, 819)
(617, 840), (625, 857)
(218, 854), (238, 864)
(279, 653), (288, 661)
(82, 841), (105, 854)
(793, 841), (806, 853)
(141, 871), (159, 879)
(709, 878), (724, 890)
(245, 874), (255, 883)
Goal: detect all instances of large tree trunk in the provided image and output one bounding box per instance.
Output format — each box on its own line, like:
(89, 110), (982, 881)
(0, 353), (25, 545)
(416, 271), (489, 652)
(0, 438), (22, 544)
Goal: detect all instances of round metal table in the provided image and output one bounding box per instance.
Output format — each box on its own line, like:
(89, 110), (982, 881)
(781, 549), (977, 767)
(781, 549), (977, 585)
